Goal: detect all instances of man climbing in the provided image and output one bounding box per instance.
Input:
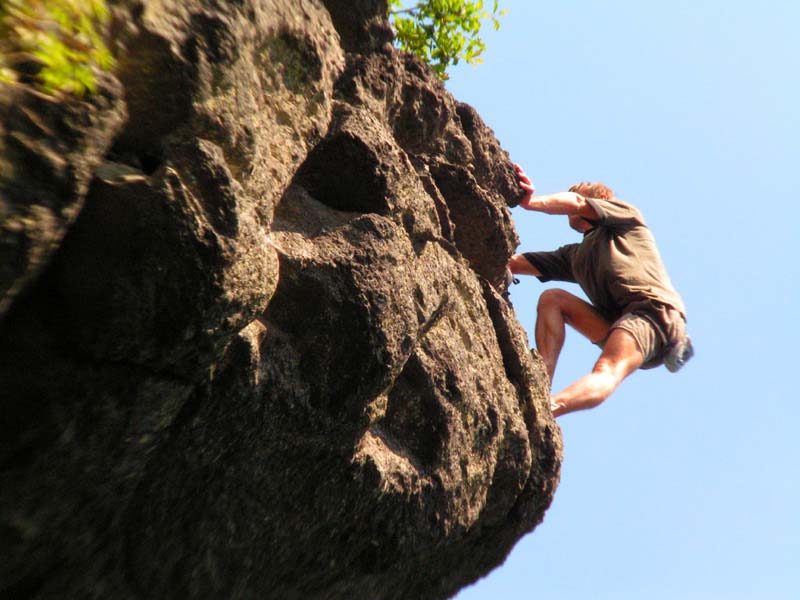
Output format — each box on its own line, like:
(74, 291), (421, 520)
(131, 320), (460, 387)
(508, 165), (692, 417)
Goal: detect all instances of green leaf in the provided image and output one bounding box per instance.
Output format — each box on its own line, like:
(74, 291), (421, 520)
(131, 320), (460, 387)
(0, 0), (114, 96)
(389, 0), (505, 79)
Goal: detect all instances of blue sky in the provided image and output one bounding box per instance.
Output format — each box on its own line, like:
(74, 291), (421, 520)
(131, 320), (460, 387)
(441, 1), (800, 598)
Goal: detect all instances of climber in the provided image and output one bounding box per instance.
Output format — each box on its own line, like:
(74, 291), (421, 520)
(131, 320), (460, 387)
(508, 165), (692, 417)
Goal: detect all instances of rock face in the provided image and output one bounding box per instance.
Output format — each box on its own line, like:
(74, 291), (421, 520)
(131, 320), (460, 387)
(0, 1), (562, 598)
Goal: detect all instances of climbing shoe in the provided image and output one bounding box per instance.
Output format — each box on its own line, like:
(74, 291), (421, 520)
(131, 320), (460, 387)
(664, 336), (694, 373)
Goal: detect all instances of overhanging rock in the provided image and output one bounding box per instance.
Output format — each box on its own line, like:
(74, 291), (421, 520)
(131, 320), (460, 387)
(0, 1), (561, 598)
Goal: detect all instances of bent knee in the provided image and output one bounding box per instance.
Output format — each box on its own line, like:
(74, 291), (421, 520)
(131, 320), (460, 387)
(592, 358), (619, 377)
(592, 355), (636, 384)
(537, 288), (573, 313)
(594, 329), (645, 377)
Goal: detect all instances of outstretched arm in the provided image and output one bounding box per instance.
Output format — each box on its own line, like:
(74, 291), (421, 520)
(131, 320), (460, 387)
(515, 164), (599, 219)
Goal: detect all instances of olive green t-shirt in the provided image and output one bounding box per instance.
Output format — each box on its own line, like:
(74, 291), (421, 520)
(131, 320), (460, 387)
(523, 197), (686, 322)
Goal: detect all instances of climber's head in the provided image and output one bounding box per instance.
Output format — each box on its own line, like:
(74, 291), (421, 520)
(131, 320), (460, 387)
(567, 182), (613, 233)
(568, 182), (614, 200)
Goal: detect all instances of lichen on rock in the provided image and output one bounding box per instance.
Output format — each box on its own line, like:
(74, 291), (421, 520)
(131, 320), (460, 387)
(0, 1), (561, 598)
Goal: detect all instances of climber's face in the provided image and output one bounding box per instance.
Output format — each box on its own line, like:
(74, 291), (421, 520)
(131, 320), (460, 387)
(568, 213), (593, 233)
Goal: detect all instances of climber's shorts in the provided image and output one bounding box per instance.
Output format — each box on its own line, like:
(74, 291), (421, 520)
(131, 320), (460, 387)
(595, 301), (686, 370)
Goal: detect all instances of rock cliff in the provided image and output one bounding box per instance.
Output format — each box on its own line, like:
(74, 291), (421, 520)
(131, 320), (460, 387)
(0, 1), (562, 598)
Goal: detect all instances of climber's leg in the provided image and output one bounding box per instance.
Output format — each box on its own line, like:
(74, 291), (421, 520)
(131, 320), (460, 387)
(535, 288), (611, 382)
(549, 328), (644, 417)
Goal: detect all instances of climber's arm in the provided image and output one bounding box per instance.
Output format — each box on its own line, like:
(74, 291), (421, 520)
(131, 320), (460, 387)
(522, 191), (599, 218)
(508, 253), (541, 276)
(515, 164), (599, 218)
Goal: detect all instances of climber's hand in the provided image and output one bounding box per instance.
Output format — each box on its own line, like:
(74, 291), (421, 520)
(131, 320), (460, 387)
(550, 397), (567, 417)
(515, 164), (535, 209)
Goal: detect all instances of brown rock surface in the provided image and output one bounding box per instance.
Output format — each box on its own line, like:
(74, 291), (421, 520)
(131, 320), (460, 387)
(0, 1), (561, 598)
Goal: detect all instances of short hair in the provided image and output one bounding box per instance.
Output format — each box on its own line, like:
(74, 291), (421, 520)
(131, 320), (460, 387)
(569, 182), (614, 200)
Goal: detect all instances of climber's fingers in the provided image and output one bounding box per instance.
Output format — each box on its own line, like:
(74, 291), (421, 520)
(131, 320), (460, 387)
(519, 180), (535, 194)
(515, 164), (535, 199)
(514, 163), (534, 192)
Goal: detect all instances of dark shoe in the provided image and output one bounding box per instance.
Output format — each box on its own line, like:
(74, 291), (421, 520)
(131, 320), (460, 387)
(664, 336), (694, 373)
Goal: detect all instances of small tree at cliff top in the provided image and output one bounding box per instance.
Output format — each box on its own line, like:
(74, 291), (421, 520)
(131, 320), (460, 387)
(0, 0), (114, 96)
(389, 0), (506, 80)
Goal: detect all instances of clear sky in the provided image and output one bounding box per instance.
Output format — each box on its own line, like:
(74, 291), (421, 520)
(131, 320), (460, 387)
(441, 1), (800, 598)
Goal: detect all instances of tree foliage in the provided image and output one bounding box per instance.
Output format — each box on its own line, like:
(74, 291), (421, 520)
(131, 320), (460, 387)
(389, 0), (506, 80)
(0, 0), (114, 96)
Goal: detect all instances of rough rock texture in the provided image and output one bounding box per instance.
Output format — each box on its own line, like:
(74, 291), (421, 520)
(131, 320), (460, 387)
(0, 1), (561, 598)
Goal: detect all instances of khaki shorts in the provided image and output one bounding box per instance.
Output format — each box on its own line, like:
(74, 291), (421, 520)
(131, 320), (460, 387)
(598, 301), (686, 370)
